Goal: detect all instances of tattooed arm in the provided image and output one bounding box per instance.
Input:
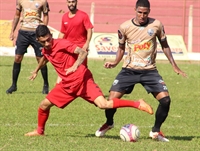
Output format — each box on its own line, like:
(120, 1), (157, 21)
(65, 47), (88, 75)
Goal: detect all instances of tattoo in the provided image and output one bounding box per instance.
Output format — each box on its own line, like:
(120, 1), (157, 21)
(74, 47), (87, 66)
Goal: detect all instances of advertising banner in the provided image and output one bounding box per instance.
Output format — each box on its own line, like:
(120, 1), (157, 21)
(88, 33), (189, 60)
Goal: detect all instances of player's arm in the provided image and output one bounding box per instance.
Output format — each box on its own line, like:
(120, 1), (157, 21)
(83, 28), (93, 51)
(29, 57), (49, 81)
(160, 39), (187, 77)
(43, 13), (49, 25)
(42, 1), (49, 25)
(10, 4), (21, 40)
(104, 44), (125, 68)
(58, 32), (65, 39)
(65, 47), (88, 75)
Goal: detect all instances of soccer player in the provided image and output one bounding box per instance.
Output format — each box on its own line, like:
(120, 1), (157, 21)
(56, 0), (93, 83)
(24, 25), (153, 136)
(95, 0), (187, 142)
(6, 0), (50, 94)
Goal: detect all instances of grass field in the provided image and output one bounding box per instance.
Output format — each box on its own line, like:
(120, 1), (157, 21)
(0, 56), (200, 151)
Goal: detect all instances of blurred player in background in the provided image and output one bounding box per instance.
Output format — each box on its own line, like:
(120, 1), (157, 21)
(6, 0), (50, 94)
(56, 0), (93, 83)
(24, 25), (153, 136)
(95, 0), (187, 142)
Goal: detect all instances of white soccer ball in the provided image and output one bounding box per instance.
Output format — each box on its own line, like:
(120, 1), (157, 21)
(119, 124), (140, 142)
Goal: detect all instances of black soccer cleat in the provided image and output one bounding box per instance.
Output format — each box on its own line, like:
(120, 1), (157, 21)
(42, 85), (49, 94)
(6, 86), (17, 94)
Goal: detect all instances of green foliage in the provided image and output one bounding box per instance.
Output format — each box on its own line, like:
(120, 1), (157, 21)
(0, 56), (200, 151)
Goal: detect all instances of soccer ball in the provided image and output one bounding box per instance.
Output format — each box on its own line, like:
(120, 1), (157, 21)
(119, 124), (140, 142)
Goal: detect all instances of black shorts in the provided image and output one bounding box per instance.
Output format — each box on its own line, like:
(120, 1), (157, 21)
(110, 68), (168, 94)
(15, 29), (43, 57)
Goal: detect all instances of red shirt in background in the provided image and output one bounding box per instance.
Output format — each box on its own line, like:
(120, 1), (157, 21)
(60, 10), (93, 48)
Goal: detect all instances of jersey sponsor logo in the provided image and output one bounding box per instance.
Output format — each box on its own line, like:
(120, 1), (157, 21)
(132, 41), (152, 52)
(35, 3), (39, 8)
(113, 79), (119, 86)
(158, 79), (168, 90)
(147, 29), (154, 36)
(24, 10), (37, 17)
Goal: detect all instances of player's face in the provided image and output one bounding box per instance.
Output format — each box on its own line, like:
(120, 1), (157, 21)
(67, 0), (77, 11)
(135, 6), (150, 25)
(37, 34), (53, 50)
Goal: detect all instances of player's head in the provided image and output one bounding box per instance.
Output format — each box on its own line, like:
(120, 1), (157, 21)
(135, 0), (150, 25)
(36, 25), (53, 50)
(67, 0), (77, 12)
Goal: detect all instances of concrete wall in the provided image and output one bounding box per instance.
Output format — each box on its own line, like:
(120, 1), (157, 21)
(1, 0), (199, 52)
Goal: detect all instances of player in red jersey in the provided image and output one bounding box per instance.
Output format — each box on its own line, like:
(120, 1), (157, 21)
(56, 0), (93, 83)
(24, 25), (153, 136)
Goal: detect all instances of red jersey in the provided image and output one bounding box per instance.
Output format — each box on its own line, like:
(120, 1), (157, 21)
(60, 10), (93, 47)
(42, 39), (89, 87)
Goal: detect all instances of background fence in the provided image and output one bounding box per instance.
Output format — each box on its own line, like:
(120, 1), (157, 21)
(0, 0), (199, 52)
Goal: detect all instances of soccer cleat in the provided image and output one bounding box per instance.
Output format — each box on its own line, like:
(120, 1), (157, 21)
(25, 130), (44, 136)
(6, 86), (17, 94)
(42, 85), (49, 94)
(137, 99), (153, 115)
(95, 123), (114, 137)
(149, 131), (169, 142)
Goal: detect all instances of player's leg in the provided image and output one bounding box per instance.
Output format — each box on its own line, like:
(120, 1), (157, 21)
(94, 92), (153, 137)
(149, 92), (170, 142)
(142, 69), (170, 142)
(25, 84), (76, 136)
(56, 76), (62, 84)
(94, 92), (153, 113)
(6, 30), (29, 94)
(31, 34), (49, 94)
(95, 68), (141, 136)
(25, 98), (54, 136)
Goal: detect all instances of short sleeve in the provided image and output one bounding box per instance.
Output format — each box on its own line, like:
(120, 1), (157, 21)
(16, 0), (22, 11)
(157, 21), (166, 42)
(118, 25), (126, 45)
(83, 13), (93, 29)
(42, 0), (50, 14)
(61, 40), (77, 53)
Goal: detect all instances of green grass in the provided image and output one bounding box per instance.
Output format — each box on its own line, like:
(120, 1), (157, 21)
(0, 56), (200, 151)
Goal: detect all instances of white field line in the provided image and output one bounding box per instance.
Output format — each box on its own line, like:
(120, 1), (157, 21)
(0, 123), (186, 129)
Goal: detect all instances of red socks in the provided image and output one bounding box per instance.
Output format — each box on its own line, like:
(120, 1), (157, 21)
(112, 98), (140, 108)
(37, 108), (50, 134)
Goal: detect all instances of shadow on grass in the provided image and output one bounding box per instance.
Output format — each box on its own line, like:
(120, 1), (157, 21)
(5, 91), (46, 94)
(85, 134), (199, 141)
(85, 134), (120, 140)
(167, 136), (199, 141)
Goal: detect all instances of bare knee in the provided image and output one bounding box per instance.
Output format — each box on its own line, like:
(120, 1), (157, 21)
(14, 55), (23, 63)
(94, 96), (112, 109)
(39, 98), (54, 110)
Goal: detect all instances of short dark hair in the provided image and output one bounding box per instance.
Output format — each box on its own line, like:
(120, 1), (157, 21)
(36, 25), (51, 38)
(136, 0), (150, 8)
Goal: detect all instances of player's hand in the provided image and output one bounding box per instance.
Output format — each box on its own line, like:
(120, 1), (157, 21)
(9, 32), (14, 41)
(65, 66), (77, 75)
(82, 43), (89, 52)
(29, 71), (38, 81)
(173, 67), (187, 77)
(104, 62), (117, 69)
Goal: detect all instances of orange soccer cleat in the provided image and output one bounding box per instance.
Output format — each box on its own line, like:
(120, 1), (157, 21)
(137, 99), (153, 115)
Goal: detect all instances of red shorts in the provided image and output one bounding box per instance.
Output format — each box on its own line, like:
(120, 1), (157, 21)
(46, 73), (103, 108)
